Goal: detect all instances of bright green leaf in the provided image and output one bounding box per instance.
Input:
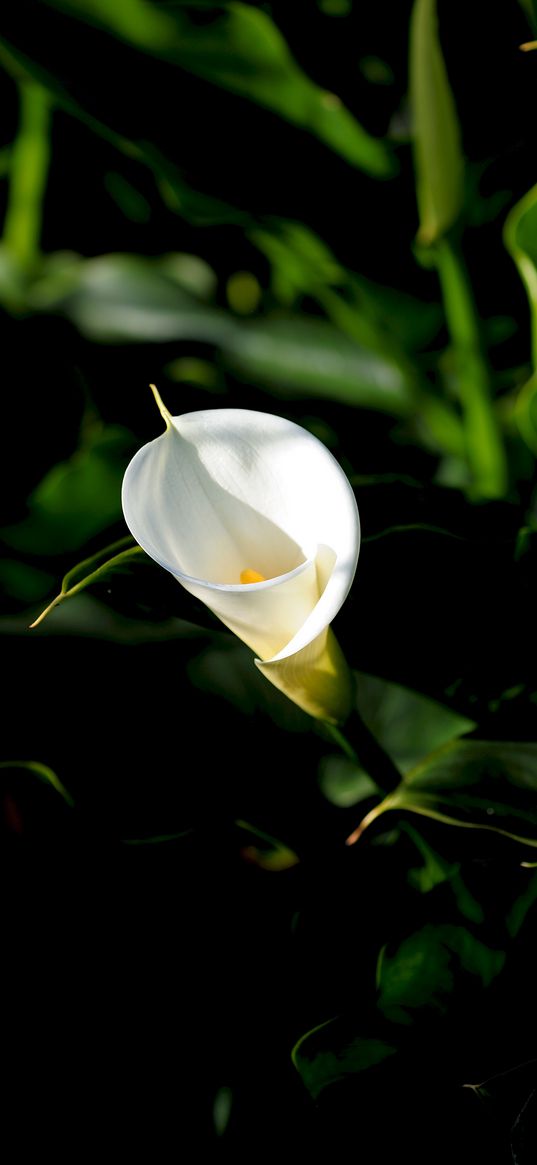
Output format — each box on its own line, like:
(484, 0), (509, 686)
(30, 252), (230, 345)
(409, 0), (464, 243)
(223, 317), (415, 413)
(44, 0), (395, 176)
(504, 184), (537, 452)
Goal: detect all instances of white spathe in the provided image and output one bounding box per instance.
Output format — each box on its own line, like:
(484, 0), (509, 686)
(122, 393), (360, 723)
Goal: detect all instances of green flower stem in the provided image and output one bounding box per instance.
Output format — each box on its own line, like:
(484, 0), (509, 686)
(3, 80), (51, 274)
(434, 236), (508, 498)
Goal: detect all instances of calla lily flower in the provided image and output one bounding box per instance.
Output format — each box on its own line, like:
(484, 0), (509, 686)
(121, 389), (360, 723)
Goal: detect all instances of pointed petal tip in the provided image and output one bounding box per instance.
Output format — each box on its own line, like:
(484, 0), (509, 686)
(149, 383), (173, 431)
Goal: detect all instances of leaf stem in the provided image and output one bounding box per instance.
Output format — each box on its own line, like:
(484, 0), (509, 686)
(434, 236), (507, 498)
(3, 80), (51, 274)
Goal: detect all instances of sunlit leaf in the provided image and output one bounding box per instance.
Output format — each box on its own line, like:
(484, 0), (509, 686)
(43, 0), (395, 176)
(31, 253), (230, 344)
(223, 317), (415, 413)
(354, 672), (475, 772)
(29, 536), (143, 628)
(321, 672), (475, 810)
(350, 741), (537, 853)
(292, 1017), (397, 1099)
(409, 0), (464, 243)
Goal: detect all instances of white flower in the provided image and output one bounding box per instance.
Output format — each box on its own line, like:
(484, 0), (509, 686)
(121, 388), (360, 723)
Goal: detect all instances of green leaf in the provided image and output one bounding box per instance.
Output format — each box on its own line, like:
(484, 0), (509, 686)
(42, 0), (394, 176)
(292, 1017), (397, 1099)
(1, 425), (136, 557)
(504, 184), (537, 452)
(520, 0), (537, 35)
(402, 822), (484, 923)
(352, 741), (537, 853)
(378, 924), (506, 1024)
(30, 252), (229, 345)
(0, 759), (74, 807)
(409, 0), (464, 243)
(223, 317), (415, 413)
(354, 672), (475, 773)
(29, 536), (143, 628)
(318, 754), (379, 808)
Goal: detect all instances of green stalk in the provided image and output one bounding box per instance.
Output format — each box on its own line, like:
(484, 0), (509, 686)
(435, 237), (508, 498)
(3, 81), (51, 274)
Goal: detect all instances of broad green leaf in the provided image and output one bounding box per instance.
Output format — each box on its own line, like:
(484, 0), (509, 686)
(351, 741), (537, 852)
(292, 1017), (397, 1099)
(354, 672), (475, 773)
(378, 924), (505, 1024)
(43, 0), (394, 176)
(409, 0), (464, 243)
(30, 253), (230, 345)
(321, 672), (475, 810)
(30, 251), (418, 418)
(223, 317), (415, 413)
(29, 537), (143, 628)
(1, 425), (136, 556)
(504, 184), (537, 452)
(0, 759), (74, 807)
